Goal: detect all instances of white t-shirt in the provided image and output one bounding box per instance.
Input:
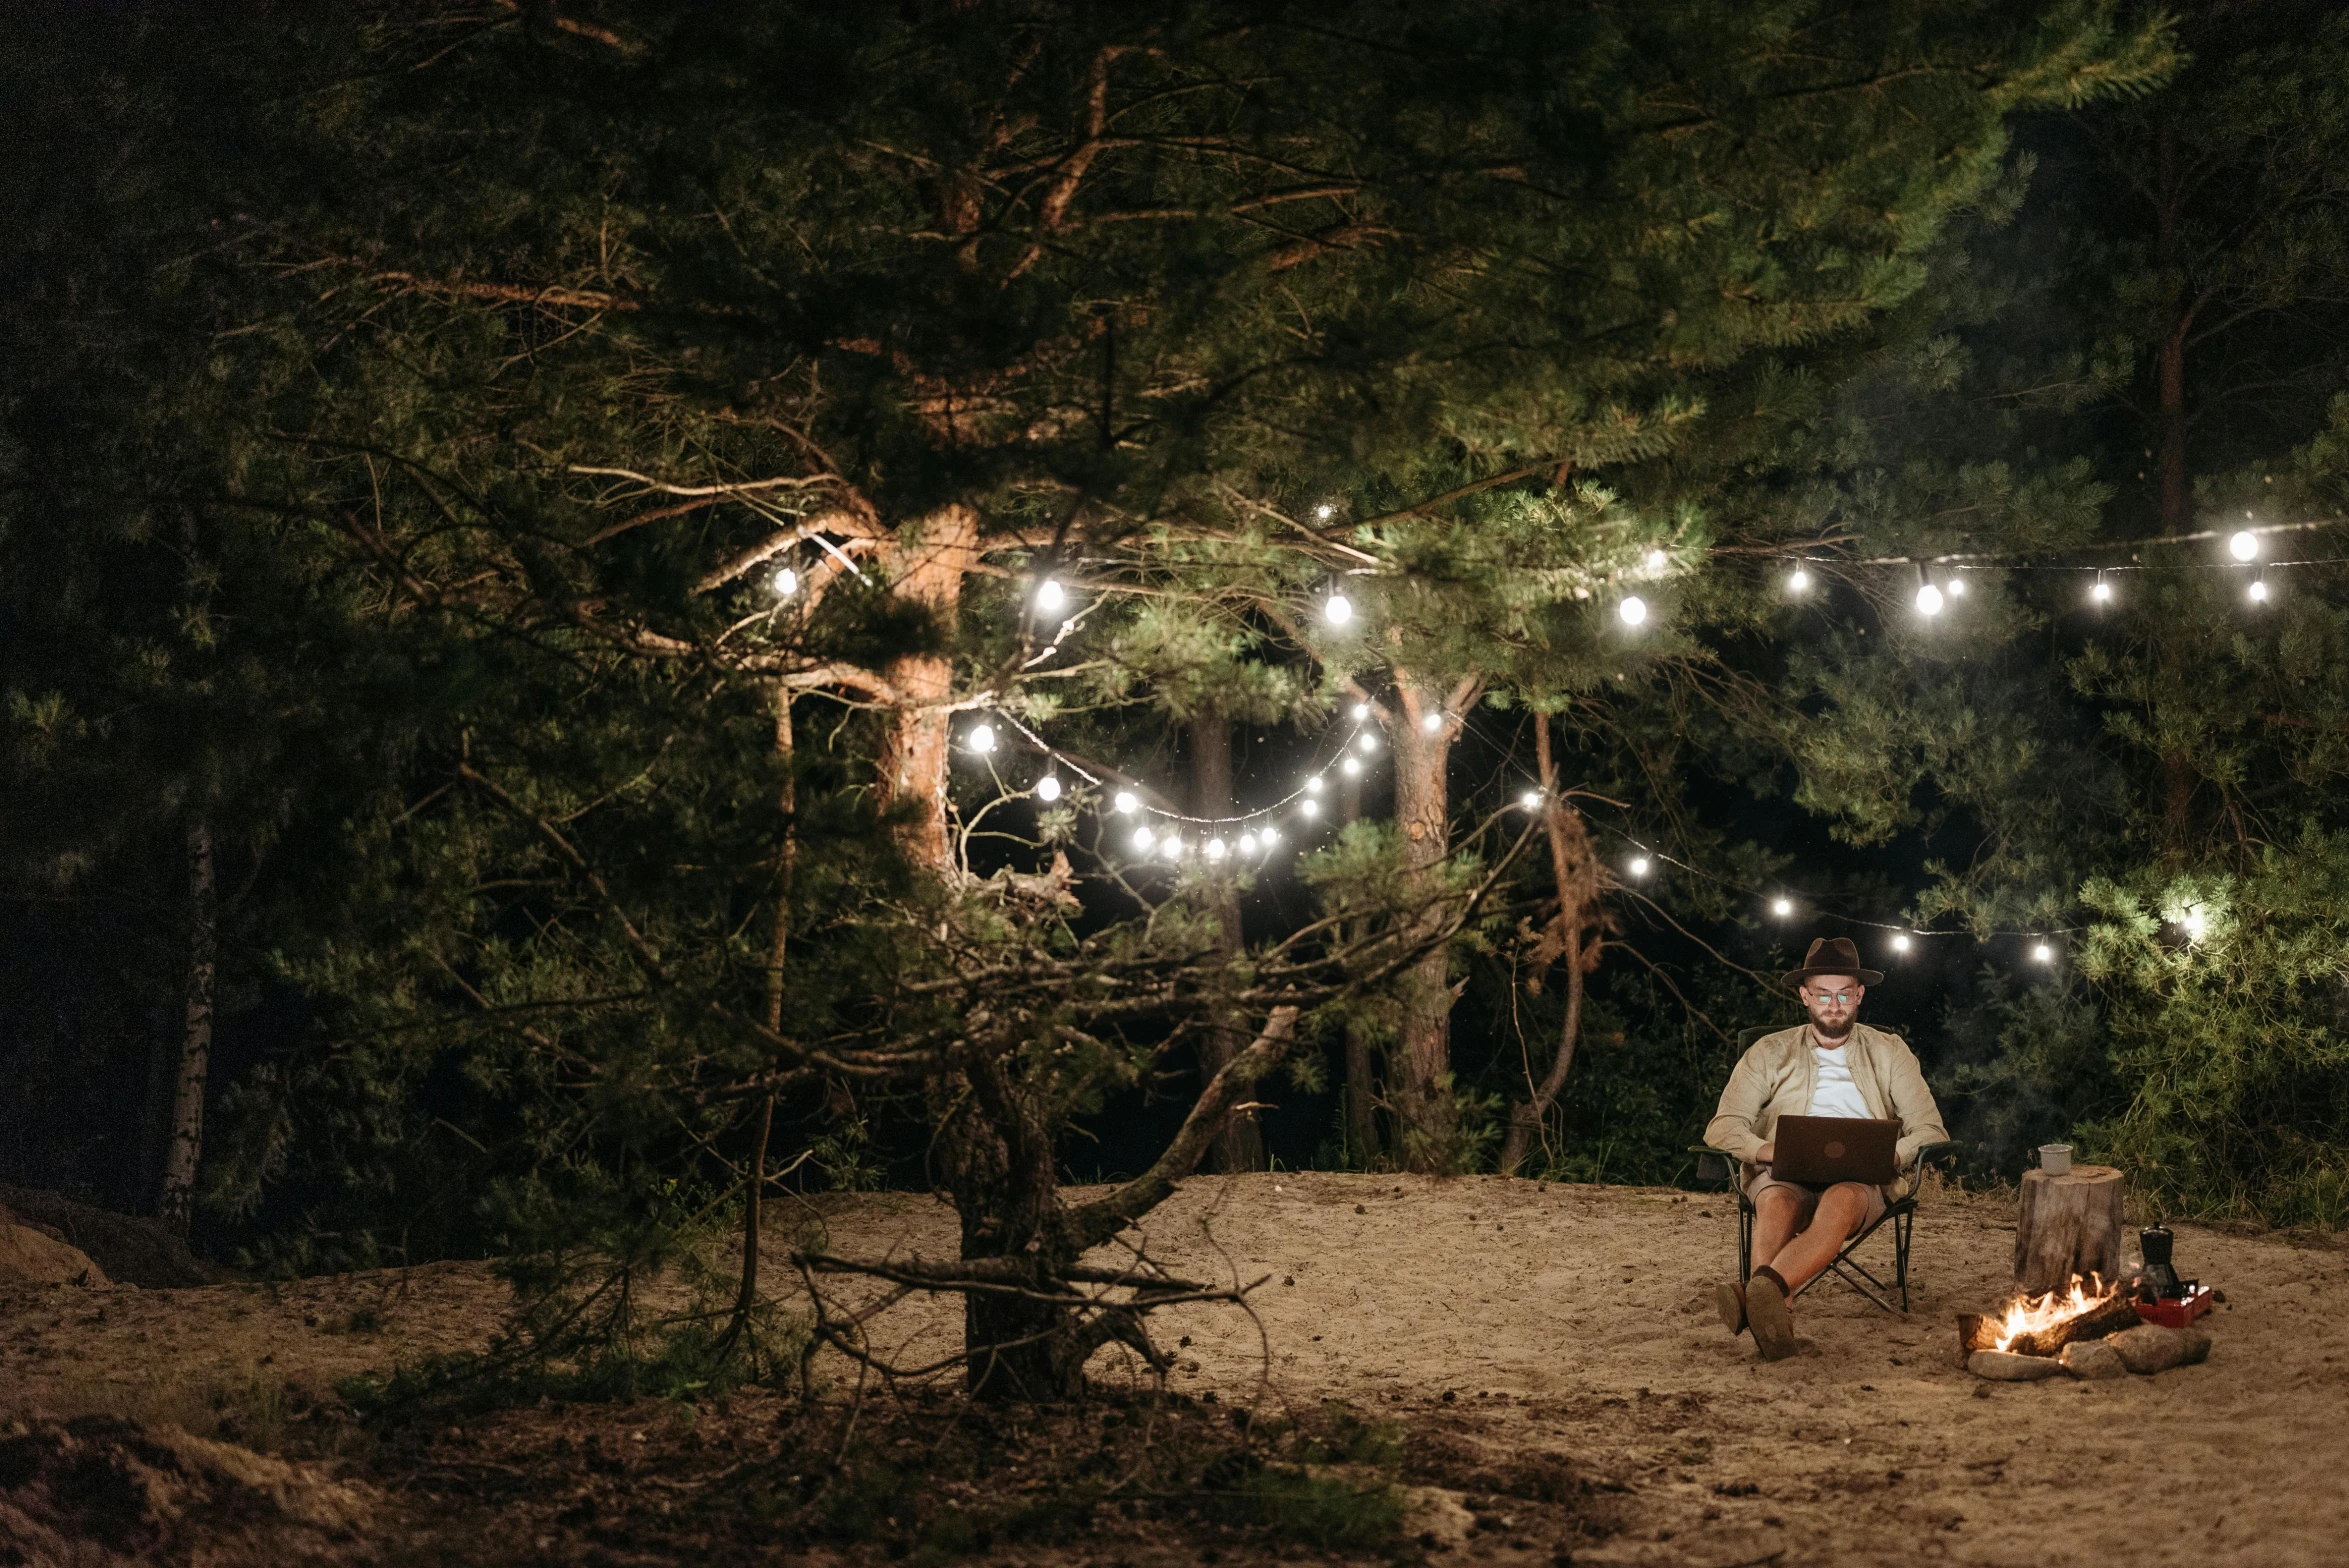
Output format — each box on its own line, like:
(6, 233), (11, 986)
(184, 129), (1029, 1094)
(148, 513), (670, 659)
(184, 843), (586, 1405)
(1807, 1039), (1872, 1119)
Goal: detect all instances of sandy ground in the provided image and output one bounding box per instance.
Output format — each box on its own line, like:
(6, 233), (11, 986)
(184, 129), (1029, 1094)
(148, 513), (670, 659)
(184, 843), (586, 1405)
(4, 1172), (2345, 1567)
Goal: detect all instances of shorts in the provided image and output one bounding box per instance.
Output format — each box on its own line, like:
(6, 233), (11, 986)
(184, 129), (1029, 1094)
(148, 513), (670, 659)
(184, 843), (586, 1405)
(1744, 1168), (1887, 1232)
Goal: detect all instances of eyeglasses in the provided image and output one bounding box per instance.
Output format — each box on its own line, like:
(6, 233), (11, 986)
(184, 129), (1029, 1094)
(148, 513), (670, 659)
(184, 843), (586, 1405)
(1803, 989), (1859, 1006)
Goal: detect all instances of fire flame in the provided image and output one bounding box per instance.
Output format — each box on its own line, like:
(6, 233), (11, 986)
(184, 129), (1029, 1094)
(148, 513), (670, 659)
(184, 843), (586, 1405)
(1990, 1273), (2115, 1352)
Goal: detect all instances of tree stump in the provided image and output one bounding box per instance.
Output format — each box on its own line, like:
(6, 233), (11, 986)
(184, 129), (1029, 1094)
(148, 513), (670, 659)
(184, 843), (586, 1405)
(2013, 1164), (2124, 1295)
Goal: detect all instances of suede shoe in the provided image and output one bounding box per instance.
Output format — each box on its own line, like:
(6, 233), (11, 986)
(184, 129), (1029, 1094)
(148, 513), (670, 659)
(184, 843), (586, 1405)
(1713, 1281), (1747, 1336)
(1746, 1271), (1797, 1361)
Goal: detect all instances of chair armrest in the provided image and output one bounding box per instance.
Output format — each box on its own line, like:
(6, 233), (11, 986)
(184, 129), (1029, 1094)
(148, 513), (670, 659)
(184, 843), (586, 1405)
(1908, 1140), (1961, 1170)
(1688, 1145), (1739, 1188)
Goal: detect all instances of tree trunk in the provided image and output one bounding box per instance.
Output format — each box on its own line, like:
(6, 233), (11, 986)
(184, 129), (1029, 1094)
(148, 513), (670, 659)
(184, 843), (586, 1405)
(157, 815), (215, 1235)
(1385, 670), (1477, 1173)
(1189, 714), (1264, 1172)
(732, 690), (797, 1345)
(1498, 714), (1604, 1177)
(1334, 758), (1381, 1166)
(874, 505), (978, 874)
(2155, 122), (2191, 535)
(2014, 1165), (2126, 1296)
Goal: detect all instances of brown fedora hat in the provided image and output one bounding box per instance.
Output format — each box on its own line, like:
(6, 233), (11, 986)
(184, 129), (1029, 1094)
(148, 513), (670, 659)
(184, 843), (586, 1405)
(1782, 935), (1883, 990)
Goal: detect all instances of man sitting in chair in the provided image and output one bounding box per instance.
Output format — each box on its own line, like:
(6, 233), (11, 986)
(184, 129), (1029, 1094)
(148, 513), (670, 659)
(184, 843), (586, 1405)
(1705, 936), (1948, 1360)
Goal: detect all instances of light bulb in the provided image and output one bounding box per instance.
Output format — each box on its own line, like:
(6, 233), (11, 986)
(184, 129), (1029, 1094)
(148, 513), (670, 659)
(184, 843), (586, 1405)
(1316, 503), (1335, 521)
(1786, 568), (1811, 594)
(2091, 578), (2113, 604)
(1034, 775), (1062, 803)
(1421, 711), (1444, 734)
(1323, 593), (1354, 627)
(1300, 798), (1320, 818)
(2249, 579), (2270, 603)
(1259, 828), (1279, 848)
(1304, 776), (1324, 795)
(1341, 757), (1361, 777)
(2182, 908), (2207, 941)
(1629, 856), (1650, 877)
(1113, 790), (1139, 815)
(1520, 790), (1541, 810)
(1617, 595), (1648, 627)
(2032, 942), (2054, 963)
(1161, 835), (1184, 861)
(1891, 934), (1911, 953)
(1034, 578), (1066, 612)
(1206, 838), (1227, 861)
(1238, 832), (1258, 854)
(772, 566), (800, 598)
(1945, 575), (1968, 598)
(967, 724), (997, 755)
(1358, 732), (1378, 753)
(1771, 897), (1793, 917)
(1914, 583), (1945, 616)
(2230, 530), (2260, 561)
(1130, 826), (1154, 853)
(1351, 703), (1371, 721)
(1646, 549), (1669, 573)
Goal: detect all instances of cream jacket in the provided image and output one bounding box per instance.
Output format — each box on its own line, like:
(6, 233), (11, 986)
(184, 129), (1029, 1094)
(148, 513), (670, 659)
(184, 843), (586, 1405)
(1703, 1023), (1949, 1197)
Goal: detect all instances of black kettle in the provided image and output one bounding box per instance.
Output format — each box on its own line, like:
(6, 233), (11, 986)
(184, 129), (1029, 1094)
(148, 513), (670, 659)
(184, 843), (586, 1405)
(2137, 1224), (2184, 1299)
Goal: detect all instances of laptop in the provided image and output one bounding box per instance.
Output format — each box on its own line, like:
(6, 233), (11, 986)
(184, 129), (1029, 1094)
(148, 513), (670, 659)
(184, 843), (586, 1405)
(1770, 1115), (1899, 1186)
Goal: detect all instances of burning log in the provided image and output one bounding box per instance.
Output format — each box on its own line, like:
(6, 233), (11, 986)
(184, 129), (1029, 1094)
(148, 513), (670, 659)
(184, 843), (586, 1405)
(1968, 1348), (2065, 1381)
(2014, 1165), (2124, 1295)
(1959, 1273), (2137, 1359)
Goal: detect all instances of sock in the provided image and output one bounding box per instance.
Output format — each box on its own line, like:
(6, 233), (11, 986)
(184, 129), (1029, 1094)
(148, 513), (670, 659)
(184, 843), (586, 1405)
(1752, 1264), (1790, 1295)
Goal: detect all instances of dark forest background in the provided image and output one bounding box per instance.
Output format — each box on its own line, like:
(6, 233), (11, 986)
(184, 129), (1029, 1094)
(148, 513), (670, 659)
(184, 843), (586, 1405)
(6, 0), (2348, 1283)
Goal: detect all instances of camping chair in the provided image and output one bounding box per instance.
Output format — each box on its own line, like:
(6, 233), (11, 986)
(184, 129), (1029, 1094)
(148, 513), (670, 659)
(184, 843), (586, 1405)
(1689, 1024), (1960, 1314)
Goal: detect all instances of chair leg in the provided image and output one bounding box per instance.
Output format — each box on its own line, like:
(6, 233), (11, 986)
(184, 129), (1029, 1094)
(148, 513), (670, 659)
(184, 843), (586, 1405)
(1738, 1200), (1753, 1283)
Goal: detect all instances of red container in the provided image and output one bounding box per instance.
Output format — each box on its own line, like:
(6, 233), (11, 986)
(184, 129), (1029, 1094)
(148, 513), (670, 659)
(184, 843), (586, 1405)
(2134, 1285), (2212, 1328)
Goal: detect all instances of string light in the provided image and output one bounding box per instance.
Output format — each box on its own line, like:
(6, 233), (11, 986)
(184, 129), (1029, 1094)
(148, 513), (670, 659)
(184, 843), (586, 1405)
(1034, 578), (1066, 613)
(1323, 592), (1355, 627)
(1238, 832), (1258, 854)
(1301, 798), (1321, 818)
(2249, 577), (2270, 604)
(2031, 942), (2055, 963)
(2230, 529), (2260, 561)
(1628, 856), (1650, 877)
(1520, 789), (1542, 810)
(1113, 790), (1139, 815)
(967, 724), (997, 755)
(1618, 595), (1648, 626)
(1771, 897), (1794, 917)
(1646, 548), (1669, 573)
(1945, 574), (1968, 598)
(1890, 933), (1912, 953)
(1160, 835), (1185, 861)
(1304, 776), (1324, 795)
(1358, 732), (1378, 754)
(1130, 825), (1155, 853)
(1260, 827), (1279, 849)
(1035, 775), (1062, 803)
(1206, 838), (1227, 861)
(2181, 906), (2208, 942)
(1421, 711), (1445, 734)
(1341, 757), (1362, 777)
(1316, 504), (1336, 521)
(2091, 572), (2113, 605)
(1350, 702), (1371, 721)
(1786, 567), (1811, 594)
(772, 566), (800, 598)
(1914, 581), (1945, 617)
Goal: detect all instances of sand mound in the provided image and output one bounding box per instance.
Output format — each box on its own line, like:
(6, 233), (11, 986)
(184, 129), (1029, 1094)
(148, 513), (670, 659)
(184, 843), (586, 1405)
(0, 1414), (376, 1567)
(0, 1185), (221, 1288)
(0, 1222), (108, 1289)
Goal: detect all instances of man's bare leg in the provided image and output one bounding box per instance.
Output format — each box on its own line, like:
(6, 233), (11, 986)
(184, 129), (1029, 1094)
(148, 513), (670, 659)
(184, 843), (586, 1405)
(1762, 1182), (1873, 1292)
(1718, 1186), (1806, 1336)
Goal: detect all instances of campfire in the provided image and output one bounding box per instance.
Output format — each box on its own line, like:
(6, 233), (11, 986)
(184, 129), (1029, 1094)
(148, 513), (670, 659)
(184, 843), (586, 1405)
(1958, 1270), (2214, 1382)
(1966, 1273), (2136, 1357)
